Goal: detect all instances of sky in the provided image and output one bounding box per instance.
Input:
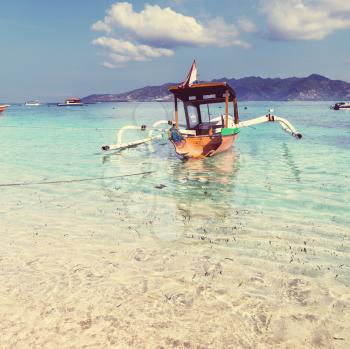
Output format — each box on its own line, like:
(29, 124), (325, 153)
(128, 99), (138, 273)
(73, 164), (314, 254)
(1, 0), (350, 101)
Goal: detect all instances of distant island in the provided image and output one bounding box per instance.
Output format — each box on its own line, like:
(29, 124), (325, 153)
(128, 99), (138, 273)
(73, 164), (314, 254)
(82, 74), (350, 103)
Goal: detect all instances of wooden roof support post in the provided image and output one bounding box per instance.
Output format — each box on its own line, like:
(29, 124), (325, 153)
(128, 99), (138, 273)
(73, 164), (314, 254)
(174, 97), (179, 128)
(225, 90), (229, 128)
(233, 97), (239, 125)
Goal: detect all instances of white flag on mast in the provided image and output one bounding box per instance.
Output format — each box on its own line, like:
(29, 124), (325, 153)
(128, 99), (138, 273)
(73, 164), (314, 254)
(179, 60), (197, 88)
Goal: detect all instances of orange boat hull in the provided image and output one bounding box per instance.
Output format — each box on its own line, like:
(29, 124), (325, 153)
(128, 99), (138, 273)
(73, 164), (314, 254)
(171, 133), (238, 158)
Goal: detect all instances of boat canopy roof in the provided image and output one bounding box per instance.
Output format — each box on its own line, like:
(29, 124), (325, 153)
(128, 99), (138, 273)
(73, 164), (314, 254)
(169, 82), (237, 105)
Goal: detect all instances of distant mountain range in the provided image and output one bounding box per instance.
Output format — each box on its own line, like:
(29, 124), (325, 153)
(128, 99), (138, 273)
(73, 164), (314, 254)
(82, 74), (350, 103)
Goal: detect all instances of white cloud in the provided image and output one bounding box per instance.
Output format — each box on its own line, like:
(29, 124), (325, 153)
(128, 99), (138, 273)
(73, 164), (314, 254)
(91, 20), (112, 33)
(93, 37), (174, 67)
(238, 18), (258, 33)
(92, 2), (246, 48)
(91, 2), (250, 67)
(261, 0), (350, 40)
(102, 61), (118, 69)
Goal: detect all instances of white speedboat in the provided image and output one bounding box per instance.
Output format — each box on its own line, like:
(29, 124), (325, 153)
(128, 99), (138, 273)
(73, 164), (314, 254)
(25, 100), (40, 106)
(57, 97), (84, 106)
(331, 102), (350, 110)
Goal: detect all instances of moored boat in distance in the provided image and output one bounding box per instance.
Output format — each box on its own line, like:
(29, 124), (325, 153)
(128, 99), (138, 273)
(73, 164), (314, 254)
(0, 104), (10, 113)
(25, 100), (41, 106)
(330, 102), (350, 110)
(57, 97), (84, 106)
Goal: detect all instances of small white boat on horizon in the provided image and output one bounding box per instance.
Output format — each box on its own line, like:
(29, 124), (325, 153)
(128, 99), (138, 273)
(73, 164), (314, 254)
(25, 100), (41, 106)
(57, 97), (84, 106)
(330, 102), (350, 110)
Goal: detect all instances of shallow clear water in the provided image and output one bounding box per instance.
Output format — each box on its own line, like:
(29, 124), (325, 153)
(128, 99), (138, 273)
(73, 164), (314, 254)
(0, 102), (349, 348)
(1, 102), (349, 224)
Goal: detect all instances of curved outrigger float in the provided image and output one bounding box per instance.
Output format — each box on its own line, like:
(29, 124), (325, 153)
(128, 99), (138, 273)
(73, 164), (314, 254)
(102, 62), (302, 158)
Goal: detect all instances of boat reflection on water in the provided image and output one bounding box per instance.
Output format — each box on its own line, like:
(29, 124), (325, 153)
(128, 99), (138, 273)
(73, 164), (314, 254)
(101, 145), (240, 199)
(100, 146), (246, 243)
(172, 147), (240, 195)
(282, 143), (301, 182)
(170, 149), (248, 243)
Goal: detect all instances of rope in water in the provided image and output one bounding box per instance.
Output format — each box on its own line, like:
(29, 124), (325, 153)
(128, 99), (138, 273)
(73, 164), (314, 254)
(0, 171), (155, 188)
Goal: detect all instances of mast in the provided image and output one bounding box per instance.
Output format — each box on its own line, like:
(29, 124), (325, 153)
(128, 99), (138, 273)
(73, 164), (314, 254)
(225, 90), (229, 128)
(233, 97), (239, 125)
(174, 97), (179, 128)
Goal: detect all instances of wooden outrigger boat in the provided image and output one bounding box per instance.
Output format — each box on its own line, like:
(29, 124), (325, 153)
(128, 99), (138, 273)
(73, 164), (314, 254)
(102, 61), (302, 158)
(0, 104), (10, 113)
(168, 81), (240, 157)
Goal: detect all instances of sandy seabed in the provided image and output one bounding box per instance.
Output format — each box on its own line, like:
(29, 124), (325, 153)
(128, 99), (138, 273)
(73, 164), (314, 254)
(0, 185), (349, 349)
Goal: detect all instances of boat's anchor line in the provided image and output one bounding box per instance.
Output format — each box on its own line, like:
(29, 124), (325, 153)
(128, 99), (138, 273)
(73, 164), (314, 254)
(101, 120), (170, 152)
(238, 114), (302, 139)
(0, 171), (155, 188)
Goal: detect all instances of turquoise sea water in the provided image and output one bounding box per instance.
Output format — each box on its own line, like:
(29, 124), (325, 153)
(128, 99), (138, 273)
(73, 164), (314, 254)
(1, 101), (349, 263)
(1, 101), (349, 221)
(1, 102), (350, 347)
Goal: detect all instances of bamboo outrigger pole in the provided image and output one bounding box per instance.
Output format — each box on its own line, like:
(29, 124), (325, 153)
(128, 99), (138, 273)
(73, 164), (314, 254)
(238, 114), (302, 139)
(101, 120), (170, 152)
